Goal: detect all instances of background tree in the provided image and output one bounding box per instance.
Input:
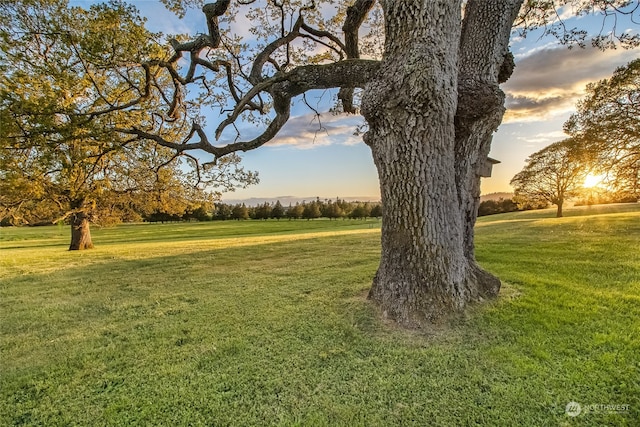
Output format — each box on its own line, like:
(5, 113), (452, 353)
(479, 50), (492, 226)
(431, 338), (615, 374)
(302, 200), (321, 220)
(349, 202), (371, 220)
(477, 198), (519, 217)
(510, 139), (589, 218)
(0, 0), (257, 249)
(253, 202), (272, 220)
(231, 203), (249, 220)
(287, 203), (304, 220)
(214, 202), (233, 220)
(271, 200), (285, 220)
(336, 198), (353, 219)
(41, 0), (637, 323)
(323, 199), (344, 220)
(370, 203), (382, 218)
(564, 58), (640, 201)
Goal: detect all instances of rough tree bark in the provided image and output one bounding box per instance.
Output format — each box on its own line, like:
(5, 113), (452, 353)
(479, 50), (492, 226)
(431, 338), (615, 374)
(455, 0), (523, 297)
(361, 0), (523, 326)
(361, 0), (470, 325)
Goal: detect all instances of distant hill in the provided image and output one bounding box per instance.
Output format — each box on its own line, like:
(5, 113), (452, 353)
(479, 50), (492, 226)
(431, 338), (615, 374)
(480, 192), (514, 202)
(221, 196), (381, 206)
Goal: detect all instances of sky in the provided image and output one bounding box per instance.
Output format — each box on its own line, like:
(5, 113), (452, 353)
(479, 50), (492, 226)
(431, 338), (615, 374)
(75, 1), (640, 202)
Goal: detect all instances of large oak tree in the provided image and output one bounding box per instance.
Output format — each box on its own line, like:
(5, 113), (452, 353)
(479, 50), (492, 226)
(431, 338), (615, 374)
(121, 0), (637, 326)
(8, 0), (634, 324)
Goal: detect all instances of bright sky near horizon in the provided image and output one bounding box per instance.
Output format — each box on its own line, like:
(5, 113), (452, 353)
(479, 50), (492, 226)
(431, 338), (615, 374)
(75, 1), (640, 202)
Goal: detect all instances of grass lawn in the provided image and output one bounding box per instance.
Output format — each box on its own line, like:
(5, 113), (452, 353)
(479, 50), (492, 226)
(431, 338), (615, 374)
(1, 204), (639, 426)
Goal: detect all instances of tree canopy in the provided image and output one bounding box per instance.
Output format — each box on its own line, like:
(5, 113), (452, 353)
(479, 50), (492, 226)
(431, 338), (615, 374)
(510, 139), (589, 217)
(565, 58), (640, 200)
(0, 0), (257, 248)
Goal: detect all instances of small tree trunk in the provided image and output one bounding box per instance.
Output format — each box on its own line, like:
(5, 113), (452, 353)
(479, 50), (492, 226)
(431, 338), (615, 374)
(556, 201), (564, 218)
(69, 212), (94, 250)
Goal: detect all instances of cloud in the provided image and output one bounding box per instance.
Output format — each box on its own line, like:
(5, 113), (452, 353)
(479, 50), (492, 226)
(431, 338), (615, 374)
(266, 113), (365, 149)
(504, 93), (578, 123)
(516, 130), (567, 147)
(502, 45), (639, 123)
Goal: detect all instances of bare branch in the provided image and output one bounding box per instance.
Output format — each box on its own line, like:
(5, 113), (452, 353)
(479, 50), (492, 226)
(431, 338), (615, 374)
(342, 0), (375, 59)
(300, 22), (347, 56)
(515, 0), (640, 49)
(216, 59), (380, 139)
(249, 15), (305, 84)
(202, 0), (231, 47)
(121, 57), (378, 161)
(339, 0), (375, 113)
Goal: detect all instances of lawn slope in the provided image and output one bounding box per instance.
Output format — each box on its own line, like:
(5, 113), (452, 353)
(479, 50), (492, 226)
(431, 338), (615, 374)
(1, 205), (638, 426)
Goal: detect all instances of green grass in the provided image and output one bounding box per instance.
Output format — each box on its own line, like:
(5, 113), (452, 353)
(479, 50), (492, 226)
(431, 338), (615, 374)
(1, 206), (639, 426)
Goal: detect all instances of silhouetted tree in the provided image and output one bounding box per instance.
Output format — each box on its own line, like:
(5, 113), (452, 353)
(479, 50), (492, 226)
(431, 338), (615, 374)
(511, 139), (588, 217)
(565, 58), (640, 201)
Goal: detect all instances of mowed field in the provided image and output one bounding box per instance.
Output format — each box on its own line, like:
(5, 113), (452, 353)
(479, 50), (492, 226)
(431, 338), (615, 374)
(1, 204), (639, 426)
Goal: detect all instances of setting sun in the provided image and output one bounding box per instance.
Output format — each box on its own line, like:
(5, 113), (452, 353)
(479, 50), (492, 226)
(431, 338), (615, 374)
(583, 173), (605, 188)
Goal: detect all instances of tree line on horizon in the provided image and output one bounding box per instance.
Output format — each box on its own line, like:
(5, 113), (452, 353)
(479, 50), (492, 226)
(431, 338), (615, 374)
(211, 199), (382, 221)
(1, 193), (544, 225)
(128, 198), (384, 222)
(214, 197), (529, 221)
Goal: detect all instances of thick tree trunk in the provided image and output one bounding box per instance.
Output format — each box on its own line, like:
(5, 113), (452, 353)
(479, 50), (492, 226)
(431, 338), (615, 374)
(69, 211), (94, 250)
(556, 201), (564, 218)
(455, 0), (523, 298)
(360, 0), (523, 326)
(362, 0), (477, 326)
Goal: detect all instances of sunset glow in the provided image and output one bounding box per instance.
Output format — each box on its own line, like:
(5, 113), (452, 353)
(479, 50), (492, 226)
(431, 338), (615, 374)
(583, 173), (605, 188)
